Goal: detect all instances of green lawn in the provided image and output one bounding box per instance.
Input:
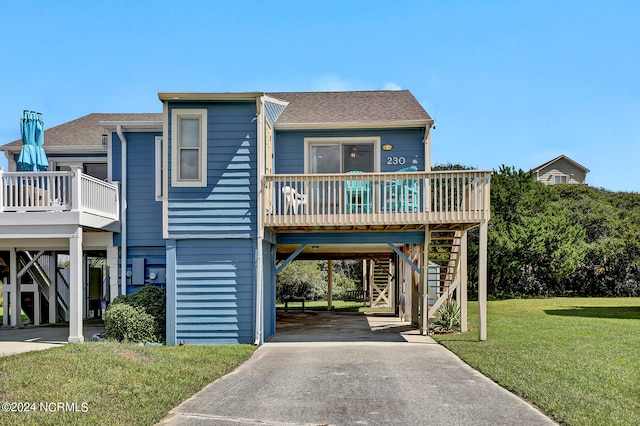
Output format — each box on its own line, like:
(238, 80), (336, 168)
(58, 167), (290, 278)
(0, 306), (30, 324)
(433, 297), (640, 426)
(0, 343), (255, 425)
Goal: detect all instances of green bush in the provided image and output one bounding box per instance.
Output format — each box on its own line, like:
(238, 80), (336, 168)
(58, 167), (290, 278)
(112, 285), (166, 343)
(104, 303), (157, 343)
(433, 298), (461, 331)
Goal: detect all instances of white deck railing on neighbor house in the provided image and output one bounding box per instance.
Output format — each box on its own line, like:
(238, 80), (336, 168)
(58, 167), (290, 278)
(263, 170), (491, 228)
(0, 170), (119, 220)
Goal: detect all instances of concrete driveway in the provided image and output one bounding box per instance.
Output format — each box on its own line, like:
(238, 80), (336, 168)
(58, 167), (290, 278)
(161, 312), (555, 425)
(0, 321), (105, 356)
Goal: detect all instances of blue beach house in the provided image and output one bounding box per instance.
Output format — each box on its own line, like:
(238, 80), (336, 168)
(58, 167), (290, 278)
(0, 90), (491, 344)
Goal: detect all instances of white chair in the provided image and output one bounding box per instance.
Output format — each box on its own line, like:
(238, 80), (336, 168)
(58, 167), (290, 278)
(282, 186), (307, 214)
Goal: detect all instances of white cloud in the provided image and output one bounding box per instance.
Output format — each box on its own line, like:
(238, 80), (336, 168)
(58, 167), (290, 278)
(382, 82), (402, 90)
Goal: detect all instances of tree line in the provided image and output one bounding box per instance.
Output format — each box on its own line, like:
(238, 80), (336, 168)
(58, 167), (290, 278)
(467, 165), (640, 298)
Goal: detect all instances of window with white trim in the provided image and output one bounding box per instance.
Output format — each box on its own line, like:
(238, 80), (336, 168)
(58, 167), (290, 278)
(155, 136), (163, 200)
(171, 108), (207, 187)
(305, 137), (380, 173)
(554, 175), (568, 184)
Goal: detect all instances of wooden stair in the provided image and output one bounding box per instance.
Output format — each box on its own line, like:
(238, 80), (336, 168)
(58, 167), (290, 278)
(370, 259), (393, 308)
(427, 229), (462, 318)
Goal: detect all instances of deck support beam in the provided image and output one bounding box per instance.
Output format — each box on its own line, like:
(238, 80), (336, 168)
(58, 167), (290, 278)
(421, 232), (430, 335)
(68, 227), (84, 343)
(459, 231), (468, 332)
(276, 244), (308, 275)
(49, 251), (57, 324)
(478, 220), (488, 341)
(9, 248), (19, 327)
(327, 260), (333, 310)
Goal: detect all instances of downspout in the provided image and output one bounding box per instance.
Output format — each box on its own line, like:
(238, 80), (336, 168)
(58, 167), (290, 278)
(117, 125), (128, 297)
(254, 97), (265, 345)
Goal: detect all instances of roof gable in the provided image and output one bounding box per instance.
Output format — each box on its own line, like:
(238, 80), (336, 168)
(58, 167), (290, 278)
(531, 155), (590, 173)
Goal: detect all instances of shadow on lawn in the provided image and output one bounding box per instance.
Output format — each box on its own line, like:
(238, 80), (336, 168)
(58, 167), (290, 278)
(544, 306), (640, 320)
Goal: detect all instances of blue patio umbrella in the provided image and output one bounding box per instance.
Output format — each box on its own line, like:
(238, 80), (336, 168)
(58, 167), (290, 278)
(17, 110), (48, 171)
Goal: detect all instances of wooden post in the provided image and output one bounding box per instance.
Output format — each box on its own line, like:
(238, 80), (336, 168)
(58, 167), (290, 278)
(71, 168), (82, 212)
(49, 251), (57, 324)
(421, 232), (430, 335)
(411, 245), (420, 328)
(9, 248), (19, 327)
(107, 246), (119, 302)
(68, 227), (84, 343)
(478, 220), (488, 341)
(327, 260), (333, 310)
(460, 231), (468, 332)
(2, 276), (7, 327)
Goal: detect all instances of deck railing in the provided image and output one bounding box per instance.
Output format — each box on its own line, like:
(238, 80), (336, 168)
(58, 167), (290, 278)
(0, 170), (119, 221)
(263, 170), (491, 228)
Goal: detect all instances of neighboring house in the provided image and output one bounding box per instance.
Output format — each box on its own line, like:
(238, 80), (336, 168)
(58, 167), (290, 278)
(531, 155), (589, 185)
(0, 90), (491, 344)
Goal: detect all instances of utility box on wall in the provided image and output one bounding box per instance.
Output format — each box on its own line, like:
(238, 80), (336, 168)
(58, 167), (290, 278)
(132, 258), (145, 285)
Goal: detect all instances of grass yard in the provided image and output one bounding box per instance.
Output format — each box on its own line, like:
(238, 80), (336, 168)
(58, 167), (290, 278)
(433, 297), (640, 426)
(0, 342), (255, 425)
(276, 299), (394, 313)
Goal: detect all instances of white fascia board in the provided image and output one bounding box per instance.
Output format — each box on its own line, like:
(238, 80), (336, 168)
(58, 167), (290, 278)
(158, 92), (264, 101)
(99, 121), (163, 132)
(2, 145), (107, 155)
(275, 119), (434, 130)
(261, 95), (290, 106)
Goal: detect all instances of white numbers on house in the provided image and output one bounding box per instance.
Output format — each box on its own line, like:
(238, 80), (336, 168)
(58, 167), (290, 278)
(386, 156), (406, 165)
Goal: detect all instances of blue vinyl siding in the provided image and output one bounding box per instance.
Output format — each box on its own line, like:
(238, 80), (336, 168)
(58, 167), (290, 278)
(174, 239), (255, 344)
(167, 102), (258, 239)
(111, 131), (164, 247)
(264, 100), (287, 126)
(111, 131), (167, 295)
(274, 128), (425, 174)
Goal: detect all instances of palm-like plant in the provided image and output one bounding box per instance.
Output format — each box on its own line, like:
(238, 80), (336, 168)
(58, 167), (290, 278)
(433, 298), (461, 331)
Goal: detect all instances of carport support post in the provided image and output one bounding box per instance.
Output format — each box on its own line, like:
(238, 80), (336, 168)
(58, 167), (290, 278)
(421, 234), (430, 335)
(327, 260), (333, 310)
(9, 248), (19, 327)
(478, 220), (488, 341)
(460, 231), (468, 332)
(49, 251), (57, 324)
(68, 227), (84, 343)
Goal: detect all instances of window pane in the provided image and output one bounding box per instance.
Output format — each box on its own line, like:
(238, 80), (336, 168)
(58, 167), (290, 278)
(343, 144), (374, 172)
(84, 163), (108, 180)
(180, 149), (199, 180)
(311, 145), (340, 173)
(180, 118), (200, 148)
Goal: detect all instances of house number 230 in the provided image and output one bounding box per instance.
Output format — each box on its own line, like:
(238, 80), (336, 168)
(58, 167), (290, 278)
(386, 156), (406, 165)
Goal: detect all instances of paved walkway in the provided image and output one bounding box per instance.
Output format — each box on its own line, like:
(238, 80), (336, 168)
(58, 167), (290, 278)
(161, 312), (555, 425)
(0, 321), (105, 356)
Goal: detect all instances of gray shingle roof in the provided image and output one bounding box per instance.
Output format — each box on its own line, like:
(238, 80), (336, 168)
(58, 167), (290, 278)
(267, 90), (432, 127)
(1, 113), (162, 151)
(531, 155), (590, 173)
(2, 91), (432, 150)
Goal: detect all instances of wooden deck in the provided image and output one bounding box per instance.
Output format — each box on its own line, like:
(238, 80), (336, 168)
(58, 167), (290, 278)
(263, 170), (491, 231)
(0, 170), (119, 230)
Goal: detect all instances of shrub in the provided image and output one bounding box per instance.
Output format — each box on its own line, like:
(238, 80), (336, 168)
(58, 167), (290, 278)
(433, 298), (461, 331)
(104, 303), (157, 343)
(112, 285), (166, 343)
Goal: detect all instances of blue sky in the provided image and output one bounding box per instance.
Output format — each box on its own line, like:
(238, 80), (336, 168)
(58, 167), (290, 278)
(1, 0), (638, 192)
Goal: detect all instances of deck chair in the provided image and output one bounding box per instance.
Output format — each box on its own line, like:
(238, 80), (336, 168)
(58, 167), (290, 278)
(345, 171), (372, 213)
(282, 185), (307, 214)
(385, 166), (418, 212)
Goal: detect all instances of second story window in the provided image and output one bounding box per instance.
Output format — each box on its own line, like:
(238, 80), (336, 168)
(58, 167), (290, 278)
(305, 137), (379, 173)
(171, 108), (207, 187)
